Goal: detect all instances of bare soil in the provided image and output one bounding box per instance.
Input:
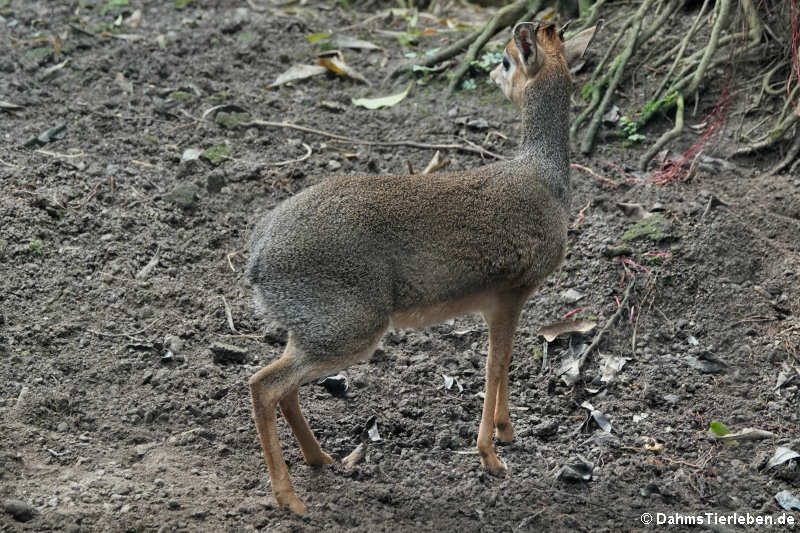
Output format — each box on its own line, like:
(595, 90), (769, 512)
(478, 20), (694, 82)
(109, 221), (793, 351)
(2, 2), (799, 532)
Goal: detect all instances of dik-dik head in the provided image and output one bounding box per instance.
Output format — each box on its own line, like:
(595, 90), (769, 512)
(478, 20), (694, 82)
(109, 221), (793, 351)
(491, 21), (600, 108)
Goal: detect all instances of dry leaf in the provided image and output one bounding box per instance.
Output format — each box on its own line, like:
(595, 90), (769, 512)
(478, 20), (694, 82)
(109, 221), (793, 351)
(537, 319), (596, 342)
(267, 64), (327, 89)
(352, 82), (413, 110)
(422, 150), (449, 174)
(331, 34), (381, 51)
(317, 51), (370, 85)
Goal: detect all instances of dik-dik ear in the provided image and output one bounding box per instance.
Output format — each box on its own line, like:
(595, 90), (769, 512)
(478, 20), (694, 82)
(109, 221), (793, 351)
(561, 20), (602, 68)
(513, 22), (540, 72)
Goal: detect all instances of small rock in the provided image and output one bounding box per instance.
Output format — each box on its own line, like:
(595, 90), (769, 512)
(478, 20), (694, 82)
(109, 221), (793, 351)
(164, 182), (199, 209)
(206, 170), (226, 194)
(3, 499), (37, 522)
(181, 148), (203, 162)
(164, 335), (183, 354)
(209, 342), (248, 364)
(466, 118), (489, 130)
(327, 160), (342, 171)
(534, 419), (559, 439)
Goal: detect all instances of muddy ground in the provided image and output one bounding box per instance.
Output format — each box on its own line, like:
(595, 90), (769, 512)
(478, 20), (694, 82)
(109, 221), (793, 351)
(1, 1), (799, 532)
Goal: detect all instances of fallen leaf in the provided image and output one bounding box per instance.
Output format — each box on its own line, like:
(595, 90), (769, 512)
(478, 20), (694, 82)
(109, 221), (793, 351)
(560, 288), (584, 303)
(305, 32), (331, 43)
(317, 51), (370, 85)
(556, 455), (593, 482)
(640, 436), (665, 454)
(711, 428), (775, 442)
(267, 64), (327, 89)
(599, 354), (630, 383)
(580, 401), (612, 433)
(0, 100), (25, 111)
(708, 421), (730, 437)
(331, 34), (381, 51)
(352, 82), (412, 110)
(422, 150), (448, 174)
(775, 490), (800, 511)
(559, 355), (580, 386)
(767, 446), (800, 469)
(537, 319), (596, 342)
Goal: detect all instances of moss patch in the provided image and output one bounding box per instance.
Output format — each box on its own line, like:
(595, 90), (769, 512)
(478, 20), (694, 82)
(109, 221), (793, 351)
(201, 144), (231, 166)
(621, 214), (675, 243)
(215, 111), (250, 129)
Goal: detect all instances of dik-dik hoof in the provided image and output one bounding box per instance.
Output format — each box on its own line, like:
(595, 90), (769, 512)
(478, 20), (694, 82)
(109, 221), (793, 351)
(480, 454), (509, 478)
(276, 492), (306, 515)
(308, 450), (333, 466)
(495, 422), (514, 444)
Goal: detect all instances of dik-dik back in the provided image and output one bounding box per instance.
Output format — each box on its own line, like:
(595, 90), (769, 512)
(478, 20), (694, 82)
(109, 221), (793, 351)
(246, 21), (600, 515)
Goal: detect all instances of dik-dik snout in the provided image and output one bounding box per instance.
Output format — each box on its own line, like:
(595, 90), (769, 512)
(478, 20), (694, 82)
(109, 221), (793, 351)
(246, 20), (600, 515)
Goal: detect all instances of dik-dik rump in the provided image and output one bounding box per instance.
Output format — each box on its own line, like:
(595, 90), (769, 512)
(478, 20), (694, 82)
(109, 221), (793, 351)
(246, 21), (600, 514)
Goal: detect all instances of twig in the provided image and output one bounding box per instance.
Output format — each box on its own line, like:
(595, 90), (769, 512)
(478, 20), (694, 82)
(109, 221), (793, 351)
(243, 120), (506, 160)
(34, 149), (86, 159)
(0, 157), (18, 168)
(226, 251), (241, 273)
(222, 296), (238, 334)
(87, 318), (159, 340)
(576, 278), (635, 374)
(272, 142), (312, 167)
(570, 200), (591, 230)
(70, 177), (114, 210)
(570, 163), (620, 187)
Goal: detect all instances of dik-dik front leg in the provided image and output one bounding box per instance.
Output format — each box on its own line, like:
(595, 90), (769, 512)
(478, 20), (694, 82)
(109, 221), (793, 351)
(477, 292), (526, 475)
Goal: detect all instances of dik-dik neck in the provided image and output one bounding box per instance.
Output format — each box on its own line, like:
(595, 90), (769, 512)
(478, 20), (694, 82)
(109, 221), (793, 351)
(518, 72), (571, 210)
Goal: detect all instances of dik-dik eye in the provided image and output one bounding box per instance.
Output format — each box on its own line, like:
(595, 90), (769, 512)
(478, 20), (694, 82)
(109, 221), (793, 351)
(502, 56), (510, 70)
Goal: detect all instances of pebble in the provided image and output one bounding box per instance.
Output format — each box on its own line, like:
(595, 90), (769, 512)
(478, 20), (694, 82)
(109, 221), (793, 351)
(164, 183), (200, 209)
(3, 499), (37, 522)
(209, 342), (248, 364)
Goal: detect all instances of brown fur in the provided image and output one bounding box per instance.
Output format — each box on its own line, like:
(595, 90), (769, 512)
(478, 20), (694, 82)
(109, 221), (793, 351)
(246, 21), (600, 514)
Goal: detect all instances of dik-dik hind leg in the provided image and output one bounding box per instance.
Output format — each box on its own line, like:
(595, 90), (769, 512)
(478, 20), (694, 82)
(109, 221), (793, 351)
(249, 352), (307, 514)
(478, 292), (526, 475)
(279, 388), (333, 466)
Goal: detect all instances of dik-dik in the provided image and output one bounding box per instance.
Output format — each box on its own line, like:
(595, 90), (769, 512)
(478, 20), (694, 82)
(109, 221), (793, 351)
(246, 21), (600, 514)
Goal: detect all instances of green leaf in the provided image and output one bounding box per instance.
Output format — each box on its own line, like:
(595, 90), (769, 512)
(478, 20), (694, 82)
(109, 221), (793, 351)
(708, 421), (730, 437)
(305, 32), (331, 44)
(100, 0), (128, 15)
(352, 82), (412, 110)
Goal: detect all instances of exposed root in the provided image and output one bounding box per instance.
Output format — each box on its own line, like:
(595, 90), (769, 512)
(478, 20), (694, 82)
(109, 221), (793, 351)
(766, 126), (800, 175)
(639, 93), (684, 171)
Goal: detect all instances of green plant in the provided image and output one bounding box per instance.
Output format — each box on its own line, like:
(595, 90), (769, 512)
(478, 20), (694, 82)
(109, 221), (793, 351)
(471, 50), (502, 72)
(618, 115), (645, 145)
(461, 79), (477, 90)
(100, 0), (128, 15)
(28, 240), (43, 255)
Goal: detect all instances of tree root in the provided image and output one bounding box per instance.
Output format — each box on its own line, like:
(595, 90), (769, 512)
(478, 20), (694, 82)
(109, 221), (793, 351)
(578, 0), (655, 154)
(639, 94), (684, 171)
(766, 124), (800, 175)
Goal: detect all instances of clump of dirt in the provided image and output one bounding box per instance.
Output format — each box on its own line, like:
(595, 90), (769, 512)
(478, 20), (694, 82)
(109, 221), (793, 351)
(1, 2), (798, 532)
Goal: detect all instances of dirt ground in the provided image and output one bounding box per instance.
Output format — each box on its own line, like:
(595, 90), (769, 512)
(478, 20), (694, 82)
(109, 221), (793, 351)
(2, 1), (799, 532)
